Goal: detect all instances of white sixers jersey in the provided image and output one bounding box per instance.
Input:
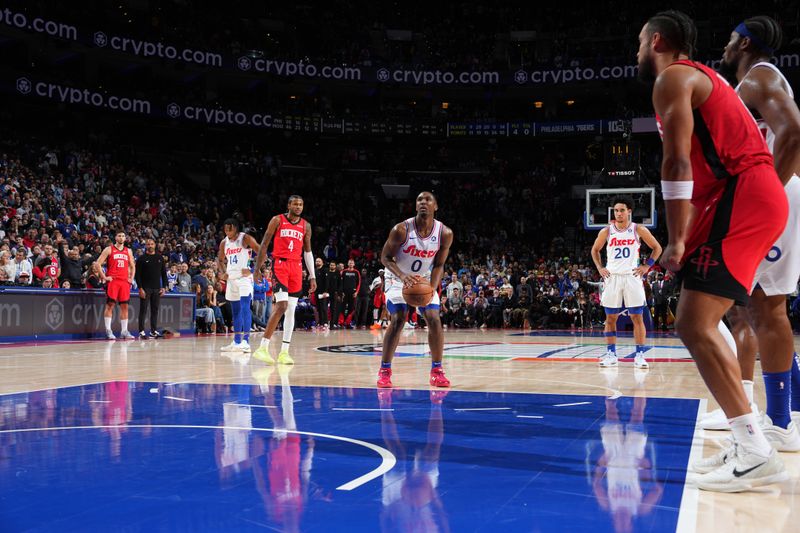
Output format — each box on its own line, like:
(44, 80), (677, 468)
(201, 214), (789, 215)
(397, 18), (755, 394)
(224, 232), (250, 278)
(736, 62), (794, 153)
(606, 223), (640, 275)
(386, 218), (442, 282)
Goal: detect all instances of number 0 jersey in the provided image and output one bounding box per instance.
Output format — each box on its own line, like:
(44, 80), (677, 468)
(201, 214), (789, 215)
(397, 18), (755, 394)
(385, 218), (443, 283)
(224, 232), (251, 279)
(605, 223), (640, 275)
(272, 214), (306, 260)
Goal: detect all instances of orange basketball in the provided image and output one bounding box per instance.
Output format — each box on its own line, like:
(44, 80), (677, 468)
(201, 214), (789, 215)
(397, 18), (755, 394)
(402, 282), (434, 307)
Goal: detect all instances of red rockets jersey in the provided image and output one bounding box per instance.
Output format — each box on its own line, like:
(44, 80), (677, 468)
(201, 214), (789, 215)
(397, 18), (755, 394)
(272, 214), (305, 260)
(655, 60), (774, 206)
(106, 245), (131, 280)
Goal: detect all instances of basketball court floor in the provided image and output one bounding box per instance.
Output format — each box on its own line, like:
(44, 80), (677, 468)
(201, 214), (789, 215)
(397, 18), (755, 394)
(1, 329), (799, 532)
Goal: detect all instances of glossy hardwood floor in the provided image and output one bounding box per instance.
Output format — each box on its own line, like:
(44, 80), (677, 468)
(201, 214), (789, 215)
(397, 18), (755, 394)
(1, 327), (799, 532)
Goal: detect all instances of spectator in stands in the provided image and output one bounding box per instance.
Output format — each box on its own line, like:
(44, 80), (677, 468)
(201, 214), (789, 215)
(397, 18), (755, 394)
(85, 262), (105, 289)
(175, 263), (192, 293)
(169, 243), (187, 265)
(57, 240), (92, 288)
(0, 251), (14, 282)
(195, 283), (215, 334)
(446, 273), (463, 300)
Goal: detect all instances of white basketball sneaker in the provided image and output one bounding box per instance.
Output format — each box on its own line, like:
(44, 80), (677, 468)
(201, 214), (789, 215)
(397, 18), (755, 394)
(235, 341), (252, 353)
(700, 403), (760, 431)
(220, 341), (240, 352)
(690, 437), (735, 474)
(694, 447), (788, 493)
(761, 415), (800, 452)
(633, 352), (649, 369)
(598, 352), (618, 368)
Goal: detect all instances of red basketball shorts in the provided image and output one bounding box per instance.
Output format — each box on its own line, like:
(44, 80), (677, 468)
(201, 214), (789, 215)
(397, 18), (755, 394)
(681, 165), (788, 305)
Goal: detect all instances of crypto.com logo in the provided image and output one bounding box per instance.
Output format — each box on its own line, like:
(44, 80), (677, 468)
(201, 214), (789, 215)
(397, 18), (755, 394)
(237, 57), (252, 71)
(376, 68), (390, 82)
(94, 31), (108, 47)
(16, 77), (31, 94)
(166, 103), (181, 118)
(45, 298), (64, 330)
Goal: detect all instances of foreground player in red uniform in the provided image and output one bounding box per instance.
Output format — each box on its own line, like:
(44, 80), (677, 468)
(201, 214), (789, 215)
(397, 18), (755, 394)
(95, 230), (136, 340)
(253, 196), (317, 365)
(639, 10), (789, 492)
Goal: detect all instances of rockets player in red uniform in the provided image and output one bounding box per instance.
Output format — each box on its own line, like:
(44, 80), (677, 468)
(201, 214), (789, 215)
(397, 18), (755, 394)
(639, 10), (789, 491)
(95, 230), (136, 340)
(253, 196), (317, 365)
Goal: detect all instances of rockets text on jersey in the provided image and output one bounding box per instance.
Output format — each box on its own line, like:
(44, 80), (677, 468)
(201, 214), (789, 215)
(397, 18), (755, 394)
(272, 214), (305, 260)
(386, 218), (443, 282)
(224, 232), (251, 278)
(106, 245), (131, 279)
(606, 223), (640, 275)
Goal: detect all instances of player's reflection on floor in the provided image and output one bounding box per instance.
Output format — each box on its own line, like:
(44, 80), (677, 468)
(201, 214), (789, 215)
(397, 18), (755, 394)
(590, 370), (663, 533)
(241, 366), (328, 533)
(378, 388), (450, 533)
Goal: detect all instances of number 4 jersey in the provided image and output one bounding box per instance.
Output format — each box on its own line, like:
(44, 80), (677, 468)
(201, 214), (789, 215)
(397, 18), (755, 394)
(272, 214), (306, 260)
(605, 222), (640, 275)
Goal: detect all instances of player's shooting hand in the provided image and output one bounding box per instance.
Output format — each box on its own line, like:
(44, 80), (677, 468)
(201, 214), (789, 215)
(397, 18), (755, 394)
(660, 243), (685, 273)
(401, 274), (422, 288)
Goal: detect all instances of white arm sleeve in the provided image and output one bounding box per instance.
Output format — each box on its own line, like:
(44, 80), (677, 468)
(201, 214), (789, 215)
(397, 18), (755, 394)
(303, 251), (315, 279)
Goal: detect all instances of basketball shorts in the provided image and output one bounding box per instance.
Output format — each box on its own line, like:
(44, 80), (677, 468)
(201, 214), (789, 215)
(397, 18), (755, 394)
(225, 275), (253, 301)
(384, 275), (440, 312)
(106, 279), (131, 303)
(272, 257), (303, 297)
(600, 274), (646, 312)
(751, 175), (800, 296)
(681, 166), (788, 305)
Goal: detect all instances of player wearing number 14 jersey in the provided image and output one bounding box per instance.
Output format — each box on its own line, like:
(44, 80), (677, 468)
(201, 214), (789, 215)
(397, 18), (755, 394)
(591, 198), (662, 369)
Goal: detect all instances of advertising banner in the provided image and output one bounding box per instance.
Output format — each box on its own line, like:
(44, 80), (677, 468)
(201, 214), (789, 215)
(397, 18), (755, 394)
(0, 288), (195, 341)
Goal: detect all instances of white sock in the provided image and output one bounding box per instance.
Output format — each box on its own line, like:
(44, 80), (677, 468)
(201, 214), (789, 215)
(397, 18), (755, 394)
(281, 341), (291, 353)
(120, 319), (128, 333)
(742, 380), (754, 404)
(104, 317), (112, 331)
(282, 297), (297, 343)
(260, 336), (271, 347)
(729, 413), (772, 457)
(373, 309), (379, 320)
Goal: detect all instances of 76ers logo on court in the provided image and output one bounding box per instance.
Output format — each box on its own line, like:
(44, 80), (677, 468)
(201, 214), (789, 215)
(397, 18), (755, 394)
(690, 246), (719, 279)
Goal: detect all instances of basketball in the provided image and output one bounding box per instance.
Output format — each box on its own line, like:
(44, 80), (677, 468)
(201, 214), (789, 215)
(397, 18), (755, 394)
(402, 282), (434, 307)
